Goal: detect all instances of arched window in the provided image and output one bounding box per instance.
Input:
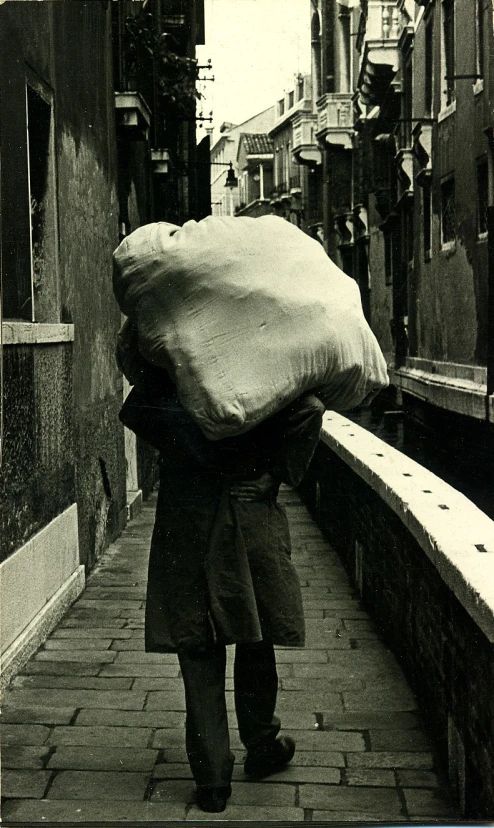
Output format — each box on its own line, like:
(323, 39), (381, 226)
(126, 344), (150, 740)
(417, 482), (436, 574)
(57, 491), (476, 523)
(311, 11), (322, 99)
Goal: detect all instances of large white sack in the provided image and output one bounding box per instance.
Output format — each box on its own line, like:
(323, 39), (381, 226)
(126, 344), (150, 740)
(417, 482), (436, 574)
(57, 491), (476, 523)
(113, 215), (389, 440)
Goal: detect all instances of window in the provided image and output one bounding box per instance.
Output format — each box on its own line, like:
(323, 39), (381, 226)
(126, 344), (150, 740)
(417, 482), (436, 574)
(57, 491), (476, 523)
(477, 159), (488, 237)
(475, 0), (484, 80)
(311, 11), (322, 99)
(406, 210), (414, 266)
(27, 86), (52, 299)
(402, 58), (413, 148)
(338, 5), (351, 93)
(441, 177), (456, 245)
(425, 18), (433, 116)
(423, 183), (432, 259)
(285, 142), (291, 188)
(26, 83), (59, 322)
(3, 82), (56, 321)
(442, 0), (455, 107)
(288, 91), (294, 109)
(275, 147), (283, 188)
(278, 99), (285, 117)
(297, 76), (304, 102)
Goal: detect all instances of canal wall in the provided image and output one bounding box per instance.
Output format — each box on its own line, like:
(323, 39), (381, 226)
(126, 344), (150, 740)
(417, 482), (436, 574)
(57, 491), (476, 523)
(300, 412), (494, 820)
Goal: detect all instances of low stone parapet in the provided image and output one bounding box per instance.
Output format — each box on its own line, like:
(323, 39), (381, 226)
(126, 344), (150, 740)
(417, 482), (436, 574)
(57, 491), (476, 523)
(300, 411), (494, 819)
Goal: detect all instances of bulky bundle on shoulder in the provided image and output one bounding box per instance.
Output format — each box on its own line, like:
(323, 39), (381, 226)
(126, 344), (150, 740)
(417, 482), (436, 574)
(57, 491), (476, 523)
(113, 215), (388, 440)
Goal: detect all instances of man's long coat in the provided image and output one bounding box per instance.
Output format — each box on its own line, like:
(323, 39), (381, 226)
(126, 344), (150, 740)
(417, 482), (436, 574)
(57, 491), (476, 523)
(120, 385), (324, 653)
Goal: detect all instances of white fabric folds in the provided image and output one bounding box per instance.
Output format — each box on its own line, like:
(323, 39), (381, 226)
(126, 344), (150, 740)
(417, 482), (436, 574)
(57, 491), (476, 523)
(113, 215), (389, 440)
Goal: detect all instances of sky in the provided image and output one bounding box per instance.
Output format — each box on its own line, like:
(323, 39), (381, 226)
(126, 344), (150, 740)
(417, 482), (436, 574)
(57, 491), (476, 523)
(196, 0), (312, 142)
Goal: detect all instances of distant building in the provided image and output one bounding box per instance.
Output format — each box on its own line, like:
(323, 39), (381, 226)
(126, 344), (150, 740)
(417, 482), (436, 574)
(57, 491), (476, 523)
(349, 0), (494, 442)
(235, 134), (274, 218)
(268, 74), (322, 236)
(307, 0), (494, 529)
(209, 107), (275, 216)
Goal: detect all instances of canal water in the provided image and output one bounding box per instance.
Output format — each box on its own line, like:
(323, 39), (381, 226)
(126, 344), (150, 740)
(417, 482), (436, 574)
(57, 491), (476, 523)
(347, 404), (494, 522)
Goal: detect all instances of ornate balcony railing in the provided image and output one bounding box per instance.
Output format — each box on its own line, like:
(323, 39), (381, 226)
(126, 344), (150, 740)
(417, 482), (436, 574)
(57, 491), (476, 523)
(290, 173), (302, 193)
(357, 1), (412, 107)
(413, 121), (433, 186)
(292, 112), (321, 165)
(316, 93), (354, 150)
(277, 180), (290, 196)
(114, 92), (151, 139)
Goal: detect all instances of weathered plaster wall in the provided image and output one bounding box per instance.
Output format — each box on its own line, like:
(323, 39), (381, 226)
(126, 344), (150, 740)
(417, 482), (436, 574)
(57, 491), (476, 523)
(0, 344), (74, 563)
(0, 3), (126, 570)
(120, 152), (158, 500)
(409, 3), (489, 368)
(367, 201), (394, 367)
(51, 7), (126, 568)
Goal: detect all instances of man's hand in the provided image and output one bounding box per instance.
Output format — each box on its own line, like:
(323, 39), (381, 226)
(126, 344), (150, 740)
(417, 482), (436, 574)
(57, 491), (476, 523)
(229, 472), (279, 502)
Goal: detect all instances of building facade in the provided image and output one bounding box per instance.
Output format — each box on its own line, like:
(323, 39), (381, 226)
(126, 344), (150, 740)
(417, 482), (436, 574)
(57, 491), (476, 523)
(268, 74), (323, 237)
(209, 107), (275, 216)
(309, 0), (494, 474)
(0, 0), (206, 687)
(235, 133), (274, 218)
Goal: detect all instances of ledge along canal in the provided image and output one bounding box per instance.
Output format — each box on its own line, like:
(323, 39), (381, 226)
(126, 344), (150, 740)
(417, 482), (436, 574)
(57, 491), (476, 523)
(347, 399), (494, 522)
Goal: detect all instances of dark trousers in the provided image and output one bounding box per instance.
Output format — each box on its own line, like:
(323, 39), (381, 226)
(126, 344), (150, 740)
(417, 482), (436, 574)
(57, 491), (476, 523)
(178, 641), (280, 787)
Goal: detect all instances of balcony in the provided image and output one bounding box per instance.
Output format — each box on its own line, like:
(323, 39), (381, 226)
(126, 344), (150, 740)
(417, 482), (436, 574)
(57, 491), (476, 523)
(114, 92), (151, 140)
(292, 112), (321, 165)
(412, 121), (433, 186)
(270, 189), (283, 207)
(278, 180), (291, 202)
(357, 1), (411, 106)
(289, 174), (302, 196)
(151, 149), (171, 176)
(316, 94), (354, 150)
(335, 212), (355, 247)
(353, 204), (370, 241)
(395, 147), (414, 202)
(272, 75), (313, 132)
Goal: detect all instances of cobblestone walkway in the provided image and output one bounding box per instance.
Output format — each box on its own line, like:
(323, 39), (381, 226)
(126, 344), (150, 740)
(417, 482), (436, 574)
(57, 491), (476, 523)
(2, 488), (458, 823)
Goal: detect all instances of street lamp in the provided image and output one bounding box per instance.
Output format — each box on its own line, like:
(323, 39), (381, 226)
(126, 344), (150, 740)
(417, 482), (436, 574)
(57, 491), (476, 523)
(224, 162), (238, 189)
(206, 161), (238, 216)
(207, 160), (238, 187)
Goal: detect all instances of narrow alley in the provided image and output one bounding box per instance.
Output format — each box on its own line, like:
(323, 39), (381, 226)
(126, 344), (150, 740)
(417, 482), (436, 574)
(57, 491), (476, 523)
(2, 487), (458, 823)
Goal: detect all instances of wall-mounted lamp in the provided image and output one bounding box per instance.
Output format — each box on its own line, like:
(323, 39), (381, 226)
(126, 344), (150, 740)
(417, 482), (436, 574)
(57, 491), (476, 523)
(225, 163), (238, 188)
(193, 160), (239, 187)
(208, 161), (238, 187)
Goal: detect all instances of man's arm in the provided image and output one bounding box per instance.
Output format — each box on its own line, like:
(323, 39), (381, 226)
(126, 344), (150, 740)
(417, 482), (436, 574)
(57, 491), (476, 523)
(270, 394), (325, 488)
(229, 395), (325, 501)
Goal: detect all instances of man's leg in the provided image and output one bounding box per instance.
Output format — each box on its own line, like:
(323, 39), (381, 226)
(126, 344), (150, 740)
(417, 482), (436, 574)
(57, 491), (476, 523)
(233, 641), (280, 747)
(178, 644), (234, 787)
(234, 641), (296, 778)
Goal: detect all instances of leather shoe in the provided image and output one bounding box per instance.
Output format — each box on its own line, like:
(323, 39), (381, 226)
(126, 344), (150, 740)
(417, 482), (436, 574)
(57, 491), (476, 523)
(244, 735), (295, 779)
(195, 784), (232, 813)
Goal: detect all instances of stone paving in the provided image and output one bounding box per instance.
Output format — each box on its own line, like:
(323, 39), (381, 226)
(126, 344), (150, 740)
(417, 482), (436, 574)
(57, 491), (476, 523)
(1, 487), (459, 823)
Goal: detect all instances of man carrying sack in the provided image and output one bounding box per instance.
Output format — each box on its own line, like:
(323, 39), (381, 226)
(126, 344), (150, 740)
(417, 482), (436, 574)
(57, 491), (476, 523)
(113, 215), (388, 812)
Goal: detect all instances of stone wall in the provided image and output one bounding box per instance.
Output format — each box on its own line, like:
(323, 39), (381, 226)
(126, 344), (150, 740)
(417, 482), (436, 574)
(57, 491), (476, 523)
(300, 412), (494, 819)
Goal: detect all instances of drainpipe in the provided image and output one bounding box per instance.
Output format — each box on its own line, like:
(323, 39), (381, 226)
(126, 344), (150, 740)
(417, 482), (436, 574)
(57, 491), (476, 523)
(485, 128), (494, 422)
(487, 202), (494, 422)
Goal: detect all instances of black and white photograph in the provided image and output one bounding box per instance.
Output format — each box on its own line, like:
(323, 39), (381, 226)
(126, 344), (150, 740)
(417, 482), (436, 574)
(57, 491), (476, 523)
(0, 0), (493, 824)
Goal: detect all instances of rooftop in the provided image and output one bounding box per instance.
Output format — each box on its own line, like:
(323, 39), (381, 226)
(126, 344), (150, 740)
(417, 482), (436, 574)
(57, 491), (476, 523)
(240, 133), (273, 156)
